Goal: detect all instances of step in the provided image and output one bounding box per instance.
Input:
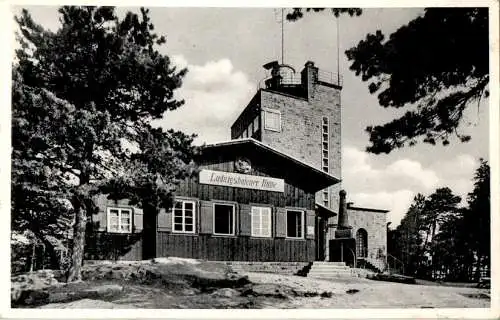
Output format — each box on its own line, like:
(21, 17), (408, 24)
(308, 270), (352, 275)
(312, 262), (346, 266)
(308, 269), (352, 274)
(309, 268), (351, 272)
(308, 273), (353, 278)
(309, 265), (351, 270)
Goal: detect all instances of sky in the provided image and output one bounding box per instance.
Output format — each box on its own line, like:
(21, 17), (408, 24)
(10, 6), (490, 227)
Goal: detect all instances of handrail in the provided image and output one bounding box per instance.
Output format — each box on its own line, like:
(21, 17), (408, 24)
(386, 253), (405, 274)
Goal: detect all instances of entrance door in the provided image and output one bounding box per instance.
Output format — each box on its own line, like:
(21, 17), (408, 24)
(356, 228), (368, 259)
(315, 216), (326, 261)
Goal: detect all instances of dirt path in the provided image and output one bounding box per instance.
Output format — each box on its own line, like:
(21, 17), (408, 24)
(245, 273), (490, 308)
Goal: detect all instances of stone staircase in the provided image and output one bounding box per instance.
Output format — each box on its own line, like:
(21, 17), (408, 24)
(364, 258), (386, 273)
(306, 261), (353, 278)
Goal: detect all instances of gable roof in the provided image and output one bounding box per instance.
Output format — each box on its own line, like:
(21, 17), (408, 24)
(199, 138), (340, 192)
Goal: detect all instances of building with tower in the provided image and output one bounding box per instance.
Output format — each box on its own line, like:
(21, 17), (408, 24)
(86, 59), (388, 273)
(230, 60), (388, 268)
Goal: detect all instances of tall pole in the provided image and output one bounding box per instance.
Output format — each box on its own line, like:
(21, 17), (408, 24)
(281, 8), (284, 64)
(336, 15), (340, 85)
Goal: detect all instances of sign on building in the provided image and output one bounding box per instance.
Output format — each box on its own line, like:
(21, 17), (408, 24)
(199, 169), (285, 193)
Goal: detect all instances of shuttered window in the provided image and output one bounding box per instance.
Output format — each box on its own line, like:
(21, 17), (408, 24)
(286, 210), (304, 239)
(172, 200), (196, 233)
(107, 208), (132, 233)
(251, 207), (271, 237)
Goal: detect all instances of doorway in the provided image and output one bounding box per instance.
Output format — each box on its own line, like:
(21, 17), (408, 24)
(315, 216), (326, 261)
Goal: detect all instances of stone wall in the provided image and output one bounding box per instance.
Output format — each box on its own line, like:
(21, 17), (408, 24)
(259, 79), (342, 211)
(347, 207), (388, 268)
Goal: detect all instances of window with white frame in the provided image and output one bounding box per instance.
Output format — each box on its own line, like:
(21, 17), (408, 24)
(172, 200), (195, 233)
(264, 109), (281, 132)
(286, 210), (304, 239)
(251, 206), (272, 237)
(107, 207), (132, 233)
(213, 203), (235, 236)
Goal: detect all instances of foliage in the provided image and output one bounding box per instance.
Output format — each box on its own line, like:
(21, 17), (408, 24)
(287, 8), (489, 154)
(387, 161), (490, 281)
(13, 6), (195, 281)
(388, 194), (426, 276)
(101, 126), (199, 212)
(462, 159), (490, 279)
(346, 8), (489, 153)
(286, 8), (362, 21)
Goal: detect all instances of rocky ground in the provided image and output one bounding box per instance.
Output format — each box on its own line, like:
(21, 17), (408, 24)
(11, 258), (490, 309)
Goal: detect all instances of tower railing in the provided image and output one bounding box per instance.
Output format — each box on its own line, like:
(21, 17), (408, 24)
(316, 69), (343, 87)
(258, 68), (343, 89)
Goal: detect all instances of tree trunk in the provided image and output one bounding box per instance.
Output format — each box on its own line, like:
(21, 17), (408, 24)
(67, 204), (87, 282)
(30, 242), (35, 272)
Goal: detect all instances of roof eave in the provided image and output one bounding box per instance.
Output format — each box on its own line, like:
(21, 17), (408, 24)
(203, 138), (340, 186)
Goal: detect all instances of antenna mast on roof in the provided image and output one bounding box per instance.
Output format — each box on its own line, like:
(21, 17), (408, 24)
(274, 8), (285, 64)
(336, 14), (340, 85)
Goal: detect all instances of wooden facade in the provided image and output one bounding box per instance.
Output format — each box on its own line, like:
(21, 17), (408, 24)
(86, 139), (339, 262)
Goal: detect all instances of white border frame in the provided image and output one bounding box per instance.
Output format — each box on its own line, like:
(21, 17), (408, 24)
(212, 202), (236, 236)
(285, 209), (305, 239)
(106, 207), (132, 234)
(250, 206), (272, 238)
(171, 199), (196, 234)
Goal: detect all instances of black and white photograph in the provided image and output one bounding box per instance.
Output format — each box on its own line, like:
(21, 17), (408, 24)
(5, 0), (498, 316)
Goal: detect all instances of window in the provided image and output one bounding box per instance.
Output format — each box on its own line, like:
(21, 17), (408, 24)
(107, 207), (132, 233)
(322, 117), (329, 174)
(286, 210), (304, 239)
(323, 190), (329, 207)
(251, 207), (271, 237)
(264, 109), (281, 132)
(172, 200), (195, 233)
(213, 203), (235, 236)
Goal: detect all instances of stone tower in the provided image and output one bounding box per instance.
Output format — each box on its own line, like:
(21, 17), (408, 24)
(231, 60), (342, 260)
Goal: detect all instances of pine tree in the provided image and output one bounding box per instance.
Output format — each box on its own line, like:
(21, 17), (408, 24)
(13, 6), (194, 281)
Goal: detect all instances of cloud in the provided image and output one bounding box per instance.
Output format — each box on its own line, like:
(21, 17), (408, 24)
(155, 55), (255, 144)
(343, 146), (478, 226)
(343, 147), (439, 193)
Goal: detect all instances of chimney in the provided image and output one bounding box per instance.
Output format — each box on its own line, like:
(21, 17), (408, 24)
(301, 61), (318, 100)
(335, 189), (352, 238)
